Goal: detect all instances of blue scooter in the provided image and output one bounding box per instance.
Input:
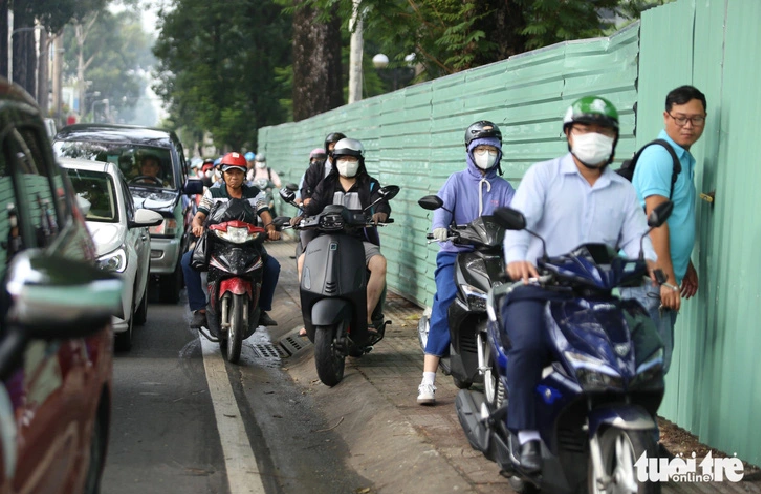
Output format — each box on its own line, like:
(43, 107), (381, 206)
(456, 202), (672, 494)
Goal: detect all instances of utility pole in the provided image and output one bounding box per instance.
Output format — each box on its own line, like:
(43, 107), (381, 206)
(348, 0), (364, 103)
(37, 28), (48, 114)
(51, 33), (63, 125)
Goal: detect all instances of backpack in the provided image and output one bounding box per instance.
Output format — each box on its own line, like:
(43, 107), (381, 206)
(616, 139), (682, 199)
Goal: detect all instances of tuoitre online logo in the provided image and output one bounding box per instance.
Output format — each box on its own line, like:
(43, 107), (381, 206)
(634, 451), (744, 482)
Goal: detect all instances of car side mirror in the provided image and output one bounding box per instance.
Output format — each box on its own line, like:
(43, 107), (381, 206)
(5, 250), (123, 339)
(183, 178), (204, 195)
(418, 195), (443, 211)
(647, 200), (674, 228)
(129, 209), (164, 228)
(494, 208), (527, 231)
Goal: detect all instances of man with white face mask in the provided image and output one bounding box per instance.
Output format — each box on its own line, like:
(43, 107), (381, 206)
(295, 138), (392, 331)
(500, 96), (658, 473)
(417, 120), (515, 406)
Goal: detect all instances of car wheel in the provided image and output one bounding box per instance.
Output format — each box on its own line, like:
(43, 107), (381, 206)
(115, 310), (134, 352)
(159, 261), (182, 304)
(82, 402), (107, 494)
(133, 279), (149, 326)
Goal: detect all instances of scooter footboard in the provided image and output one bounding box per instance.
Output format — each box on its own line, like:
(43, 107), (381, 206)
(311, 299), (353, 326)
(587, 404), (656, 438)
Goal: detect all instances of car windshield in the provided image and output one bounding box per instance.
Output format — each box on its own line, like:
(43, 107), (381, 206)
(54, 141), (176, 189)
(66, 168), (119, 223)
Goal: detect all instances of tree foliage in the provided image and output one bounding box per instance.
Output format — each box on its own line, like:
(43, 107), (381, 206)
(153, 0), (291, 151)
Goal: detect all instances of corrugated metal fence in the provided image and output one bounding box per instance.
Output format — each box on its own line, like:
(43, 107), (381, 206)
(259, 0), (761, 465)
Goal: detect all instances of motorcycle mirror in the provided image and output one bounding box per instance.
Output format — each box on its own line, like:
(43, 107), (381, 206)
(647, 200), (674, 228)
(285, 183), (299, 192)
(493, 208), (527, 231)
(378, 185), (400, 201)
(279, 187), (296, 203)
(418, 195), (443, 211)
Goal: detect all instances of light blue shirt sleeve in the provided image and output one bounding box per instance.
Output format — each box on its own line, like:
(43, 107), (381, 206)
(633, 146), (674, 201)
(503, 163), (545, 263)
(619, 188), (657, 261)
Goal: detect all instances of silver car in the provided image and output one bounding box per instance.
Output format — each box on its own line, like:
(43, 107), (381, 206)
(60, 158), (163, 351)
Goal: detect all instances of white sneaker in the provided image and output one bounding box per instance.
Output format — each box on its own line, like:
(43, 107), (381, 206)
(417, 383), (436, 405)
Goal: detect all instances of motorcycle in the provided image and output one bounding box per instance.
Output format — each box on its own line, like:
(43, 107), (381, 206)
(417, 195), (506, 389)
(456, 202), (673, 494)
(253, 177), (278, 219)
(201, 198), (276, 363)
(280, 185), (399, 386)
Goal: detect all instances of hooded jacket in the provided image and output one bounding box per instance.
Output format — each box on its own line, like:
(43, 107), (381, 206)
(433, 137), (516, 253)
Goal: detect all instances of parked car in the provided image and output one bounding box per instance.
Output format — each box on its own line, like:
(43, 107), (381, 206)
(60, 158), (163, 351)
(52, 124), (203, 303)
(0, 78), (120, 493)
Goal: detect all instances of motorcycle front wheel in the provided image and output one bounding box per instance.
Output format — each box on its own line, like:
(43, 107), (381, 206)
(314, 322), (346, 386)
(589, 427), (660, 494)
(225, 293), (245, 364)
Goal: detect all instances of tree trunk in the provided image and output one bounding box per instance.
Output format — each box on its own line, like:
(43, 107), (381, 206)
(474, 0), (527, 65)
(291, 2), (343, 121)
(12, 0), (37, 98)
(38, 29), (49, 113)
(0, 0), (8, 78)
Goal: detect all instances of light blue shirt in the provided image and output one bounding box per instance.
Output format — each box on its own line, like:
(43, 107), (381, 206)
(631, 130), (696, 283)
(504, 153), (655, 264)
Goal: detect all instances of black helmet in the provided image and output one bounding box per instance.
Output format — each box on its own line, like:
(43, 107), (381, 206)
(324, 132), (346, 152)
(464, 121), (502, 148)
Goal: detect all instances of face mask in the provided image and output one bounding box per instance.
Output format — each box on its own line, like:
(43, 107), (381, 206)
(571, 132), (615, 167)
(336, 159), (359, 178)
(256, 161), (266, 169)
(473, 153), (498, 170)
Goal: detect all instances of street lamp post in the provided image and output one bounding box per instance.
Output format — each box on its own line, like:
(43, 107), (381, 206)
(372, 53), (416, 92)
(90, 98), (109, 123)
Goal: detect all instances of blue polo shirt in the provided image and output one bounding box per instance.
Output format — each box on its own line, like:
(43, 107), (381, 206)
(631, 130), (696, 283)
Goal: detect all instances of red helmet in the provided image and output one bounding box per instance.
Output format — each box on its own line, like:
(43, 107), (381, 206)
(220, 152), (247, 172)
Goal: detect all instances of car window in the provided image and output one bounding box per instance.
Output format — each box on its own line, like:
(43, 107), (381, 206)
(65, 169), (118, 223)
(120, 175), (135, 222)
(0, 141), (24, 281)
(12, 128), (60, 249)
(53, 142), (176, 189)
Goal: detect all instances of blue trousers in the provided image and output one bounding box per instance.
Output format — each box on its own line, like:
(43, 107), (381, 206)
(181, 249), (280, 312)
(424, 251), (458, 357)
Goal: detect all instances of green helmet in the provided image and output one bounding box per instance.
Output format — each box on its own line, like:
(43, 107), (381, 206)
(563, 96), (619, 131)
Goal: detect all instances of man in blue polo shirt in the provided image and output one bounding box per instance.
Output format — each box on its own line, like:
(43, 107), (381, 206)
(620, 85), (706, 374)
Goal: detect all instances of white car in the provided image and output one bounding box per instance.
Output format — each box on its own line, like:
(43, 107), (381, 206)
(60, 158), (163, 351)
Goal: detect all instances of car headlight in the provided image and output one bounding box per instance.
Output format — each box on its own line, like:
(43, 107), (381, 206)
(97, 247), (127, 273)
(564, 351), (623, 390)
(461, 284), (487, 311)
(213, 226), (257, 244)
(630, 348), (664, 389)
(149, 218), (179, 236)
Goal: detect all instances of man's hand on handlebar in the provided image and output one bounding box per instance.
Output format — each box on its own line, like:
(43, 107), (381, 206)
(506, 261), (539, 284)
(192, 224), (204, 238)
(289, 215), (303, 227)
(266, 228), (281, 241)
(371, 212), (388, 225)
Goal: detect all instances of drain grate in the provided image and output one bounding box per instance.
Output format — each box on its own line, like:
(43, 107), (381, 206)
(280, 335), (309, 356)
(251, 343), (289, 359)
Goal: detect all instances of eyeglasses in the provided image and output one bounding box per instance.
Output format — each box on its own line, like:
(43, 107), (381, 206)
(473, 147), (498, 156)
(668, 113), (706, 127)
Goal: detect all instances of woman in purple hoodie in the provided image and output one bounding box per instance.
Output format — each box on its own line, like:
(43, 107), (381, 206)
(417, 121), (516, 405)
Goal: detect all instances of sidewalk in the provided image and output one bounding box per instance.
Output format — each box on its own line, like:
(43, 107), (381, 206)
(266, 238), (761, 494)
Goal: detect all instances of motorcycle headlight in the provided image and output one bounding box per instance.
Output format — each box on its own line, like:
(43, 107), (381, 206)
(149, 218), (179, 236)
(97, 247), (127, 273)
(214, 226), (256, 244)
(564, 351), (623, 390)
(461, 284), (487, 311)
(630, 348), (664, 389)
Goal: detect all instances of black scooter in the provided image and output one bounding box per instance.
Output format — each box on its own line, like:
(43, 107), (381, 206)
(417, 195), (506, 389)
(280, 185), (399, 386)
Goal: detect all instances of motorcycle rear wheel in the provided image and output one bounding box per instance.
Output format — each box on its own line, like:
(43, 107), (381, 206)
(225, 294), (245, 364)
(589, 427), (660, 494)
(314, 322), (346, 386)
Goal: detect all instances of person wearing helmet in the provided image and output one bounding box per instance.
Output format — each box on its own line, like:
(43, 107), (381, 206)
(417, 121), (516, 406)
(180, 152), (282, 329)
(296, 137), (391, 331)
(500, 96), (658, 473)
(244, 151), (257, 177)
(246, 152), (282, 187)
